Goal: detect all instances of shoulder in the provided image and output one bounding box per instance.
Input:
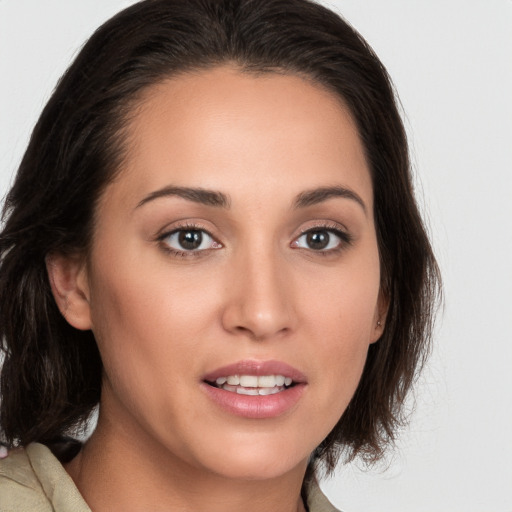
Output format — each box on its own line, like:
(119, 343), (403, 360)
(306, 479), (342, 512)
(307, 483), (342, 512)
(0, 444), (52, 511)
(0, 443), (90, 512)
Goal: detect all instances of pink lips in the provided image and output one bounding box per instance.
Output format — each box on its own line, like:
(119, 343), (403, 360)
(201, 360), (307, 419)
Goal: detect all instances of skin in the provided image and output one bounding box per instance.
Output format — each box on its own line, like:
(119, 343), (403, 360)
(49, 67), (386, 512)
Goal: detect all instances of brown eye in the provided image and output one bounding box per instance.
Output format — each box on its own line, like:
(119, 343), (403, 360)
(305, 231), (330, 250)
(178, 230), (203, 250)
(293, 228), (349, 252)
(162, 228), (221, 253)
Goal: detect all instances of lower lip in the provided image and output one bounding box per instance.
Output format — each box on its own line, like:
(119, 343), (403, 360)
(201, 383), (306, 419)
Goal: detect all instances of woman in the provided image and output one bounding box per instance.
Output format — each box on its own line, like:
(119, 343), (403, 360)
(0, 0), (440, 510)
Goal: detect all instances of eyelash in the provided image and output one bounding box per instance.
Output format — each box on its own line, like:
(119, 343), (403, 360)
(293, 224), (353, 256)
(157, 223), (221, 258)
(157, 222), (352, 258)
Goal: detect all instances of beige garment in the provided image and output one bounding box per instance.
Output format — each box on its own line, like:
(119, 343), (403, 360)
(0, 443), (340, 512)
(0, 443), (90, 512)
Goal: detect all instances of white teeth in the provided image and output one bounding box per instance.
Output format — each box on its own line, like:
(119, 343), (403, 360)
(258, 387), (281, 396)
(216, 374), (292, 388)
(212, 374), (295, 394)
(236, 387), (260, 395)
(239, 375), (258, 387)
(258, 375), (277, 387)
(274, 375), (285, 386)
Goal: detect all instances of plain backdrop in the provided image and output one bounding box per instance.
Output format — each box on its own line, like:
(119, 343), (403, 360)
(1, 1), (511, 511)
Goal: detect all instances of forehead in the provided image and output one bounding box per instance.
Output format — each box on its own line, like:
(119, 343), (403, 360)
(107, 66), (372, 210)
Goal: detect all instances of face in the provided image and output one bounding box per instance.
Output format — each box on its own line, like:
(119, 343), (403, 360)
(72, 67), (385, 480)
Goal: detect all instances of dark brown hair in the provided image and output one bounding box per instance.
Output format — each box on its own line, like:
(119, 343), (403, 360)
(0, 0), (440, 473)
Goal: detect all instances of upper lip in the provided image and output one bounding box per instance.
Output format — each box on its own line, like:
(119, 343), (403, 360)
(203, 360), (307, 383)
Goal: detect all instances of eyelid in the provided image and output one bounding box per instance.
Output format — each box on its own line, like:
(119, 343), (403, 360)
(296, 220), (351, 238)
(291, 222), (353, 251)
(157, 222), (222, 257)
(156, 220), (210, 239)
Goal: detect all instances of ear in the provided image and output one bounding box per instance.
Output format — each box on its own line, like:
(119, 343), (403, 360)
(370, 288), (389, 344)
(46, 252), (92, 331)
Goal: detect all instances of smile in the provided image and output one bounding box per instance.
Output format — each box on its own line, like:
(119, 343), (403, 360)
(208, 374), (294, 395)
(201, 360), (307, 418)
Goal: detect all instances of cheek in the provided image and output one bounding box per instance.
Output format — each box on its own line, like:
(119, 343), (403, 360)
(300, 246), (380, 396)
(85, 258), (209, 433)
(303, 249), (380, 338)
(86, 251), (221, 379)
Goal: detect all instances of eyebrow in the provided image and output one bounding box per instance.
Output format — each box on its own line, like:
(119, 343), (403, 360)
(293, 186), (367, 214)
(136, 184), (366, 214)
(136, 186), (230, 209)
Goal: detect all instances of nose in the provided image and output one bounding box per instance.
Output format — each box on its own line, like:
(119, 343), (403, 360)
(221, 248), (295, 341)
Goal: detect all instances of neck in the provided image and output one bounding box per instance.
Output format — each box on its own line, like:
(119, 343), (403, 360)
(65, 414), (309, 512)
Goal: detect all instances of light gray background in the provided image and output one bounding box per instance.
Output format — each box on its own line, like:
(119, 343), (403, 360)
(1, 1), (511, 511)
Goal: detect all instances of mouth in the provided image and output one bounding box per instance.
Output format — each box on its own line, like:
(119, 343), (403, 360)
(201, 360), (306, 418)
(205, 374), (295, 396)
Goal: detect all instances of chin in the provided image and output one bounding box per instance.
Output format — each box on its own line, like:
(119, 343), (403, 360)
(191, 435), (311, 481)
(211, 458), (307, 482)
